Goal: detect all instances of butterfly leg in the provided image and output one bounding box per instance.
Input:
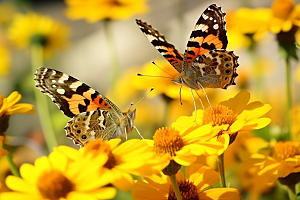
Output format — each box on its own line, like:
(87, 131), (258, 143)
(134, 126), (144, 139)
(179, 85), (183, 105)
(124, 128), (128, 140)
(195, 90), (205, 110)
(197, 82), (213, 111)
(189, 88), (197, 122)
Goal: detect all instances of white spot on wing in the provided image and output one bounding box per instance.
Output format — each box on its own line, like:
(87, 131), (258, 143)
(58, 74), (69, 84)
(69, 81), (82, 90)
(57, 88), (65, 94)
(213, 24), (219, 30)
(209, 17), (213, 20)
(159, 37), (164, 42)
(202, 13), (209, 20)
(52, 80), (56, 83)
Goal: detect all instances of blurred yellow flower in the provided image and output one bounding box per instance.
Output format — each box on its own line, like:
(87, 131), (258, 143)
(173, 91), (272, 152)
(1, 150), (116, 200)
(247, 140), (300, 184)
(227, 0), (300, 41)
(0, 2), (17, 25)
(64, 0), (149, 22)
(7, 12), (70, 57)
(131, 164), (240, 200)
(0, 44), (10, 76)
(0, 91), (34, 135)
(0, 136), (8, 159)
(144, 123), (225, 167)
(56, 138), (169, 191)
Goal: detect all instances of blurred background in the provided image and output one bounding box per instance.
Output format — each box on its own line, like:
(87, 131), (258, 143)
(1, 0), (300, 199)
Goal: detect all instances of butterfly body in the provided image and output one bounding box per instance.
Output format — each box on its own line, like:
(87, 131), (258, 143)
(34, 67), (136, 147)
(136, 4), (239, 92)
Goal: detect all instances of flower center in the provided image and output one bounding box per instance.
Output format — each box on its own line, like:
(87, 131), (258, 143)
(273, 141), (300, 161)
(202, 105), (236, 127)
(153, 127), (184, 156)
(168, 180), (199, 200)
(272, 0), (294, 20)
(37, 170), (74, 200)
(84, 138), (117, 169)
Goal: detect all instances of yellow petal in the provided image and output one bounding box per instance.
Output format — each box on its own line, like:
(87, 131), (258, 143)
(240, 118), (271, 131)
(1, 192), (40, 200)
(220, 91), (250, 115)
(199, 188), (241, 200)
(112, 170), (134, 191)
(20, 163), (39, 184)
(6, 103), (35, 115)
(6, 91), (21, 107)
(88, 187), (117, 199)
(5, 176), (37, 193)
(173, 154), (197, 166)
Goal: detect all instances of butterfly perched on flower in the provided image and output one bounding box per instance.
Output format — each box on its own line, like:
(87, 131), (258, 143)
(34, 67), (142, 147)
(136, 4), (239, 106)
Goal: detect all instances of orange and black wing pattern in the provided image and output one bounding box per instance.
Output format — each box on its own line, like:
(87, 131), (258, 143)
(34, 67), (120, 118)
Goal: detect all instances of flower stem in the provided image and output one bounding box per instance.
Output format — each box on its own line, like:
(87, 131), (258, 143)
(287, 184), (295, 200)
(218, 153), (226, 187)
(2, 144), (20, 177)
(285, 56), (292, 137)
(31, 44), (58, 153)
(104, 19), (120, 89)
(169, 174), (182, 200)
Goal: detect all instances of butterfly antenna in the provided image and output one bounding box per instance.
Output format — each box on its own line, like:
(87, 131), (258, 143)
(134, 126), (144, 139)
(190, 88), (197, 122)
(151, 61), (175, 78)
(136, 73), (173, 79)
(197, 82), (213, 110)
(132, 87), (154, 108)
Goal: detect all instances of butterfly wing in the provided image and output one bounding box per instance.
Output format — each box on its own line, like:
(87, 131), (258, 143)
(136, 19), (184, 73)
(64, 109), (125, 147)
(34, 67), (123, 118)
(183, 4), (228, 75)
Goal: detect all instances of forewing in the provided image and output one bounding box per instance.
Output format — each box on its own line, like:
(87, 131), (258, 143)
(34, 67), (122, 118)
(136, 19), (184, 73)
(184, 4), (228, 74)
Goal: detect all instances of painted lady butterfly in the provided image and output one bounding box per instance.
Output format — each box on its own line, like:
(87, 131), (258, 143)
(136, 4), (239, 99)
(34, 67), (138, 147)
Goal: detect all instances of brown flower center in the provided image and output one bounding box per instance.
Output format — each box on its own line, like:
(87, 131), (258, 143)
(153, 127), (184, 156)
(37, 170), (74, 200)
(202, 105), (236, 127)
(84, 138), (116, 169)
(168, 180), (199, 200)
(272, 0), (295, 20)
(273, 141), (300, 161)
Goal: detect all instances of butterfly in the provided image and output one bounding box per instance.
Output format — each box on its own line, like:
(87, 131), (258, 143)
(34, 67), (141, 147)
(136, 4), (239, 107)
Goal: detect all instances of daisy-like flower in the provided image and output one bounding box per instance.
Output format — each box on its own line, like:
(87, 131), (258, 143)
(226, 0), (300, 40)
(246, 140), (300, 186)
(56, 138), (170, 191)
(1, 149), (116, 200)
(7, 12), (70, 57)
(131, 164), (240, 200)
(173, 91), (272, 152)
(64, 0), (149, 22)
(144, 121), (226, 168)
(0, 136), (8, 159)
(0, 91), (34, 135)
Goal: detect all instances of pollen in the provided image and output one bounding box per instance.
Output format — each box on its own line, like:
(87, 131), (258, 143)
(202, 105), (236, 127)
(37, 170), (74, 200)
(271, 0), (294, 20)
(168, 180), (199, 200)
(84, 138), (116, 169)
(273, 141), (300, 161)
(153, 127), (184, 156)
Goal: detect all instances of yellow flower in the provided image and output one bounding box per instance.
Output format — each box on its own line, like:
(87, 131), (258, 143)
(56, 138), (169, 191)
(0, 136), (8, 159)
(145, 122), (225, 167)
(247, 140), (300, 183)
(173, 91), (272, 153)
(1, 150), (116, 200)
(7, 12), (70, 57)
(0, 2), (17, 25)
(227, 0), (300, 41)
(0, 91), (34, 135)
(64, 0), (149, 22)
(131, 164), (240, 200)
